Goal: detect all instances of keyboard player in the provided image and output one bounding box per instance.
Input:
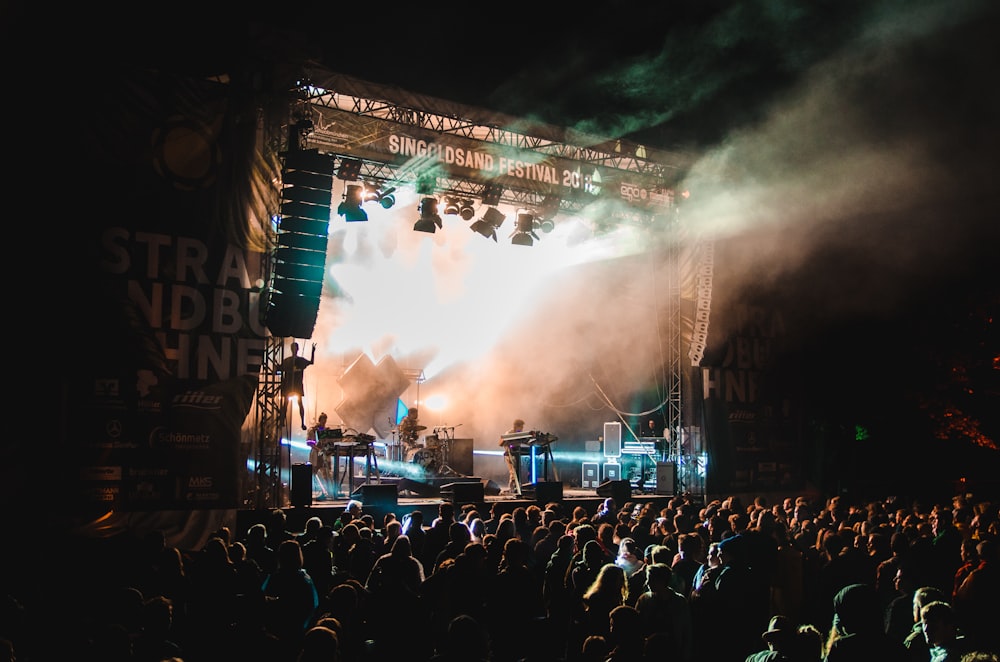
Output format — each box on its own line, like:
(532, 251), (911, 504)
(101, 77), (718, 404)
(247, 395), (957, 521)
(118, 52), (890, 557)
(500, 418), (527, 495)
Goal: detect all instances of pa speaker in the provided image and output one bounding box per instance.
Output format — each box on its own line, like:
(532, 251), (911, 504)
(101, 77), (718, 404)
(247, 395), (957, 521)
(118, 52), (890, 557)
(265, 150), (335, 339)
(441, 481), (484, 505)
(655, 462), (675, 495)
(596, 479), (631, 507)
(603, 422), (622, 458)
(291, 463), (312, 508)
(353, 483), (398, 510)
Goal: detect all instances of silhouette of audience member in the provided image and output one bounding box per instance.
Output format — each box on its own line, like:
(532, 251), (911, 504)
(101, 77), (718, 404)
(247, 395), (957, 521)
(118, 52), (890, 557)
(316, 582), (366, 662)
(633, 562), (693, 661)
(901, 585), (948, 661)
(573, 562), (627, 652)
(487, 537), (543, 662)
(266, 507), (295, 549)
(132, 595), (184, 662)
(794, 623), (825, 662)
(954, 539), (1000, 653)
(605, 604), (645, 661)
(244, 522), (277, 575)
(745, 614), (795, 662)
(433, 521), (473, 574)
(428, 614), (491, 662)
(261, 539), (320, 655)
(228, 540), (265, 599)
(295, 624), (339, 662)
(423, 502), (457, 573)
(333, 499), (364, 532)
(543, 534), (577, 630)
(580, 634), (610, 662)
(671, 532), (704, 598)
(301, 524), (337, 598)
(919, 600), (974, 662)
(884, 562), (920, 646)
(614, 537), (647, 606)
(186, 537), (239, 655)
(714, 533), (763, 659)
(824, 583), (907, 662)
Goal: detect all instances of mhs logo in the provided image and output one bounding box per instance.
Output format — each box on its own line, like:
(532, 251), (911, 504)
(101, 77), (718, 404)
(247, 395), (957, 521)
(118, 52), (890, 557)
(188, 476), (213, 488)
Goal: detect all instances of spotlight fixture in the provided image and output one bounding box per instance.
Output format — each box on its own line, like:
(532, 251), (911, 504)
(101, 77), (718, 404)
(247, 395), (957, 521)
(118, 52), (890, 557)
(413, 197), (442, 233)
(537, 195), (559, 233)
(337, 184), (367, 222)
(470, 206), (506, 241)
(510, 211), (539, 246)
(443, 196), (460, 216)
(458, 200), (476, 221)
(363, 182), (396, 209)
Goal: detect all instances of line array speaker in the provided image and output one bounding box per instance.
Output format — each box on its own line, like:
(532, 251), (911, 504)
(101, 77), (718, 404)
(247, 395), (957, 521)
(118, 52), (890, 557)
(265, 150), (335, 339)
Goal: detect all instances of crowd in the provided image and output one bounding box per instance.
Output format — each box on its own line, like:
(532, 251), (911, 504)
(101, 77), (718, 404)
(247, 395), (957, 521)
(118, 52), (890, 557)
(2, 490), (998, 662)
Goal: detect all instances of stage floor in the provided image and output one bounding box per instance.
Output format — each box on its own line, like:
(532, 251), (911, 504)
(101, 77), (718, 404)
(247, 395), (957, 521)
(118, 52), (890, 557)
(237, 473), (677, 533)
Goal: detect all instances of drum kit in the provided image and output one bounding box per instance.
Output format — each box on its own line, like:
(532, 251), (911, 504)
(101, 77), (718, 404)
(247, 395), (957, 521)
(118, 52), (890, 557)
(392, 424), (461, 475)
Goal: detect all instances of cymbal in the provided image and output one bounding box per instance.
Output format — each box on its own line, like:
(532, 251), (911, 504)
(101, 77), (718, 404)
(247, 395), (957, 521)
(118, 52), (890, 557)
(413, 425), (427, 431)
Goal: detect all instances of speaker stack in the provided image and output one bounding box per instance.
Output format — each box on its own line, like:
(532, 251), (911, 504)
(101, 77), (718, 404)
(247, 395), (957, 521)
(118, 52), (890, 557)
(265, 150), (335, 339)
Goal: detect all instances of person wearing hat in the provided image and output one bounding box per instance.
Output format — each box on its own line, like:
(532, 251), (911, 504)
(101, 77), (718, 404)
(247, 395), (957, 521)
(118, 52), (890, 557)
(746, 614), (795, 661)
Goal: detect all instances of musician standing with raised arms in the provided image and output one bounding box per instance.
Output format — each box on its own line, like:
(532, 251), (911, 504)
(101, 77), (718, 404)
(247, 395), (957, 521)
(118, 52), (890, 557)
(500, 418), (526, 496)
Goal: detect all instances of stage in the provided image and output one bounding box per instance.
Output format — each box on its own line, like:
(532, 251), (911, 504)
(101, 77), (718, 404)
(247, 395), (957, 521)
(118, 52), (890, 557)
(236, 473), (679, 534)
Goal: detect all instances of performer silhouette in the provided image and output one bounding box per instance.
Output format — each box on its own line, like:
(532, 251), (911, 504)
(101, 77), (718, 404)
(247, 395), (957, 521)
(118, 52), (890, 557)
(280, 341), (315, 430)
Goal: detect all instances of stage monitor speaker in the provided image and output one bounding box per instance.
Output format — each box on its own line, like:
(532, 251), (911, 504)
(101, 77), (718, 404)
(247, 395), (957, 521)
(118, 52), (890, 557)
(603, 422), (621, 457)
(603, 462), (621, 481)
(441, 481), (485, 505)
(581, 462), (600, 489)
(596, 479), (631, 507)
(655, 462), (675, 495)
(353, 483), (398, 510)
(527, 481), (563, 504)
(291, 463), (312, 507)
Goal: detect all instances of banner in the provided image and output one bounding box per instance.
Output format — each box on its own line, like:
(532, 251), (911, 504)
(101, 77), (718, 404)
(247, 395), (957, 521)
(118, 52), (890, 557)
(67, 68), (267, 513)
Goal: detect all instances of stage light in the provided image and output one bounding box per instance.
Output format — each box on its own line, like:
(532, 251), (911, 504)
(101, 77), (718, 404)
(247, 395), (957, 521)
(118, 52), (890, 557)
(337, 158), (363, 181)
(481, 183), (504, 206)
(470, 206), (506, 241)
(363, 183), (396, 209)
(337, 184), (367, 222)
(458, 200), (476, 221)
(443, 197), (476, 220)
(510, 211), (539, 246)
(537, 196), (559, 233)
(378, 189), (396, 209)
(413, 197), (442, 233)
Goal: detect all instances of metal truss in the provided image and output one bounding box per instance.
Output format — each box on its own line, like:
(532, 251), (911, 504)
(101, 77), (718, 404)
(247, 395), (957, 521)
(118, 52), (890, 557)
(250, 335), (286, 509)
(300, 70), (689, 180)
